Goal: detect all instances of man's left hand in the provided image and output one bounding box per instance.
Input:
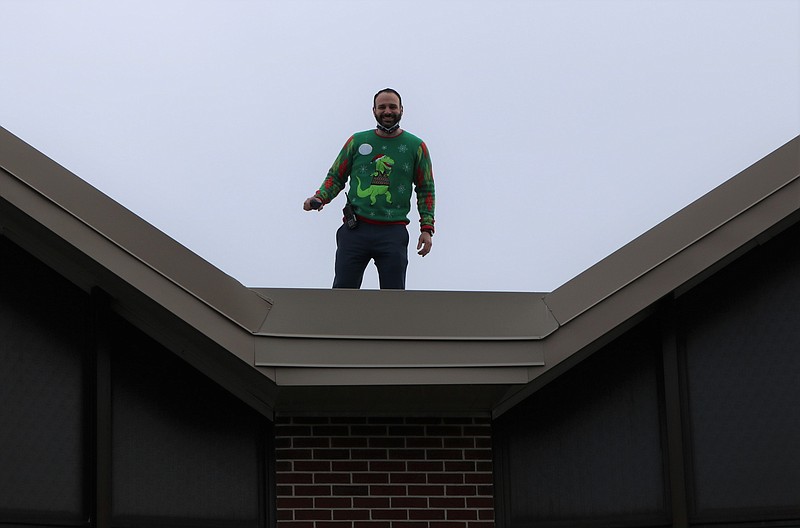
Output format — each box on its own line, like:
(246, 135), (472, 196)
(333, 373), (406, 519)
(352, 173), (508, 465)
(417, 232), (433, 257)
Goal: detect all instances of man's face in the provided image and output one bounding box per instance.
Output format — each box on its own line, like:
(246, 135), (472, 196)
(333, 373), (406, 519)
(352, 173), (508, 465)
(373, 92), (403, 130)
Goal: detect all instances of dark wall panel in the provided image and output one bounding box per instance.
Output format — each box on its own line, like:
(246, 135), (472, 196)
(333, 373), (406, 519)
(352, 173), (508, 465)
(111, 315), (264, 527)
(680, 223), (800, 522)
(494, 320), (667, 527)
(0, 237), (88, 524)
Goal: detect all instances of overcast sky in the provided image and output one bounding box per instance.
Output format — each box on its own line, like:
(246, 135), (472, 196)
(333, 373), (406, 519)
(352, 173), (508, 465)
(2, 0), (799, 292)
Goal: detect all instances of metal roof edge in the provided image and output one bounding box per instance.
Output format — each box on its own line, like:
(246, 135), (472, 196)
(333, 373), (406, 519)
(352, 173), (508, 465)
(0, 125), (272, 333)
(544, 135), (800, 326)
(494, 134), (800, 417)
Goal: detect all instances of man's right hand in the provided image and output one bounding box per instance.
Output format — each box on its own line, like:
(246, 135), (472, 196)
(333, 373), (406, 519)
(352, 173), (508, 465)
(303, 197), (324, 211)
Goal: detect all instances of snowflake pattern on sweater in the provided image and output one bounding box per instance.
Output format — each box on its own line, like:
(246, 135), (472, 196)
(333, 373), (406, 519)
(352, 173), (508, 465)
(315, 130), (435, 232)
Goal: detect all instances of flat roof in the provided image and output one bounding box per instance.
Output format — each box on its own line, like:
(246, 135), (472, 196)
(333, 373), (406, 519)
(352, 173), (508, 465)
(2, 124), (798, 416)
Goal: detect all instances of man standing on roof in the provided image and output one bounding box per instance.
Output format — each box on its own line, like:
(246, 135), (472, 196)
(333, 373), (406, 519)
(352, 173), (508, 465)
(303, 88), (435, 290)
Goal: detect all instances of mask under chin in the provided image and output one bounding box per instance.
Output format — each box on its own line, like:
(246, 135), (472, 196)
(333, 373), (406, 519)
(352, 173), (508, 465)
(376, 121), (401, 133)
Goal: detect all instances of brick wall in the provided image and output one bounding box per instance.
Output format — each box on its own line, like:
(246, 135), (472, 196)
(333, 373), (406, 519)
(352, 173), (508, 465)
(275, 416), (494, 528)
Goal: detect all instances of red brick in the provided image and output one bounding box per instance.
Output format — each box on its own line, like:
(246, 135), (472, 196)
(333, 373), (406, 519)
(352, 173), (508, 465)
(406, 437), (443, 448)
(314, 449), (351, 460)
(332, 460), (369, 472)
(369, 485), (407, 496)
(388, 449), (426, 460)
(293, 437), (330, 448)
(280, 522), (314, 528)
(278, 497), (314, 509)
(391, 497), (427, 508)
(314, 425), (350, 436)
(277, 509), (294, 520)
(352, 425), (388, 436)
(464, 449), (492, 461)
(294, 485), (332, 496)
(427, 473), (464, 484)
(353, 497), (390, 508)
(370, 461), (405, 472)
(293, 417), (330, 425)
(332, 485), (369, 496)
(429, 497), (466, 509)
(407, 485), (445, 496)
(406, 461), (443, 472)
(369, 437), (406, 448)
(475, 462), (493, 472)
(447, 509), (477, 520)
(426, 449), (464, 460)
(466, 497), (493, 509)
(276, 461), (293, 472)
(446, 485), (477, 496)
(430, 522), (468, 528)
(392, 522), (428, 528)
(333, 509), (371, 520)
(353, 472), (390, 484)
(373, 509), (409, 520)
(388, 426), (425, 436)
(444, 461), (474, 472)
(296, 509), (332, 520)
(464, 473), (492, 484)
(467, 522), (495, 528)
(315, 473), (351, 484)
(474, 438), (492, 449)
(317, 522), (354, 528)
(426, 426), (463, 436)
(352, 449), (388, 460)
(409, 509), (445, 520)
(277, 449), (314, 460)
(463, 426), (491, 436)
(476, 485), (493, 496)
(275, 437), (292, 449)
(354, 522), (390, 528)
(443, 438), (474, 449)
(315, 497), (352, 509)
(389, 473), (426, 484)
(294, 460), (332, 472)
(478, 509), (495, 520)
(332, 437), (368, 448)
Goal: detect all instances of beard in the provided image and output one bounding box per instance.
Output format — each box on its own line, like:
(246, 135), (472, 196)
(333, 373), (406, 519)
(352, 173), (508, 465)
(375, 111), (402, 133)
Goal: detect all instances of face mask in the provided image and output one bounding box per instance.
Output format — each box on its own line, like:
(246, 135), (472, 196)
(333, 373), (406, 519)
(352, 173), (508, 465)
(376, 121), (401, 133)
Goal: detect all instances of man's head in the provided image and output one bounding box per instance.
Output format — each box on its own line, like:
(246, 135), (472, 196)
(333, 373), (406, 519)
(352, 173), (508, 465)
(373, 88), (403, 134)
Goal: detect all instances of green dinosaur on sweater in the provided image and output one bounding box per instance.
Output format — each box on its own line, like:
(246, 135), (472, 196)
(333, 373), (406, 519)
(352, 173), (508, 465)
(356, 154), (394, 205)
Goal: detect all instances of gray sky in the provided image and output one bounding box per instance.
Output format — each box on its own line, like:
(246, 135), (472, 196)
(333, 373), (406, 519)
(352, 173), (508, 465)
(3, 0), (799, 291)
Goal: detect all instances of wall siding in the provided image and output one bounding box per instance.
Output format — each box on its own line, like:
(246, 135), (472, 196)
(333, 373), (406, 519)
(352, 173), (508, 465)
(275, 416), (495, 528)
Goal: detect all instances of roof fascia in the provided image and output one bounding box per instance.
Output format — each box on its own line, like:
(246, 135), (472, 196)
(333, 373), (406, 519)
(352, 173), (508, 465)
(493, 135), (800, 417)
(0, 126), (272, 333)
(544, 135), (800, 326)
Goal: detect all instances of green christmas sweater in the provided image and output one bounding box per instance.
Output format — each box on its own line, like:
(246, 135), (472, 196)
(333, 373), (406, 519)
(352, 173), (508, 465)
(315, 130), (435, 232)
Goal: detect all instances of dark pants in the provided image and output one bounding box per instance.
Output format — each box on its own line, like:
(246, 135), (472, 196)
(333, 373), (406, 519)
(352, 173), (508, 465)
(333, 222), (409, 289)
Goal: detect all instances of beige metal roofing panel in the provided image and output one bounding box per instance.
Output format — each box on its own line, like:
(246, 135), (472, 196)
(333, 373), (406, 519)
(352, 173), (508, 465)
(255, 336), (544, 368)
(271, 367), (532, 386)
(253, 288), (557, 340)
